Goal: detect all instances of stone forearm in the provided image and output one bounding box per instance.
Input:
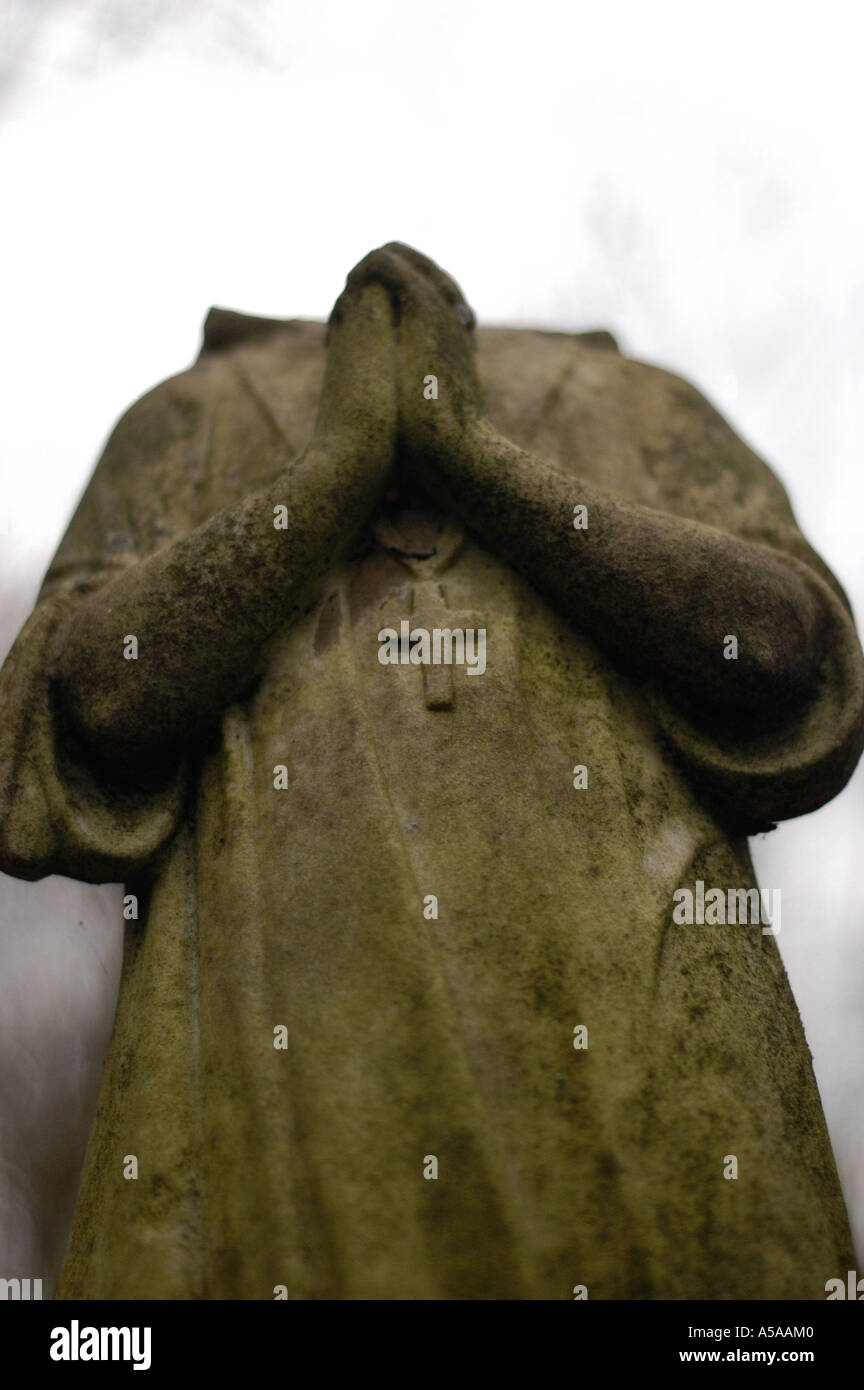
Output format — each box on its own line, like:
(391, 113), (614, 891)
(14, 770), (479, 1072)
(52, 436), (382, 773)
(424, 420), (827, 723)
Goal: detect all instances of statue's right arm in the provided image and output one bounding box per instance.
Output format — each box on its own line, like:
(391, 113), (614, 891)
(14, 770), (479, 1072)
(52, 440), (364, 771)
(50, 281), (396, 775)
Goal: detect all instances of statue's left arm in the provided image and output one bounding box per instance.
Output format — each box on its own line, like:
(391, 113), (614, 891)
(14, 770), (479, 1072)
(436, 418), (864, 827)
(359, 243), (864, 829)
(418, 418), (835, 722)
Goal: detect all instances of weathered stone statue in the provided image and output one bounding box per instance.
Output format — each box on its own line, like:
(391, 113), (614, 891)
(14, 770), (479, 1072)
(1, 245), (862, 1299)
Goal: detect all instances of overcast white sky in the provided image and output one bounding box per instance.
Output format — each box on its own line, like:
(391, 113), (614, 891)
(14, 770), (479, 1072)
(2, 0), (863, 1287)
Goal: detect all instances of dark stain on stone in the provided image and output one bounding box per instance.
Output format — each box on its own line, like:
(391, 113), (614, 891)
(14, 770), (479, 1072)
(314, 591), (342, 656)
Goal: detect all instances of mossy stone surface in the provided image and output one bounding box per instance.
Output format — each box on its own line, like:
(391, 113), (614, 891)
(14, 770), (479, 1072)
(1, 307), (861, 1299)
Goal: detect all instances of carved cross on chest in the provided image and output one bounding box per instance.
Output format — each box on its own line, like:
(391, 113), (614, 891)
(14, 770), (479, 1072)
(410, 578), (486, 711)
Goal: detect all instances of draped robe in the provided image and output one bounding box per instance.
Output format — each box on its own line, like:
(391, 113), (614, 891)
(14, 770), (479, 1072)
(1, 311), (862, 1299)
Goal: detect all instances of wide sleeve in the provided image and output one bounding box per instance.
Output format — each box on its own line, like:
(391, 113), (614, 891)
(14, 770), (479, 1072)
(633, 366), (864, 831)
(0, 366), (218, 884)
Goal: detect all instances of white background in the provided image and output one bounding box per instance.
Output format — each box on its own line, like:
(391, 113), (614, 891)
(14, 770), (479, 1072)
(1, 0), (862, 1292)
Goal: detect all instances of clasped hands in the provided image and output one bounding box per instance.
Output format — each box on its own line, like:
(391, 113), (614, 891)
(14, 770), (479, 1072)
(312, 243), (487, 514)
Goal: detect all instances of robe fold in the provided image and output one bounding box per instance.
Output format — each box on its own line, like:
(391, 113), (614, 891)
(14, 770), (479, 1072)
(1, 314), (862, 1298)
